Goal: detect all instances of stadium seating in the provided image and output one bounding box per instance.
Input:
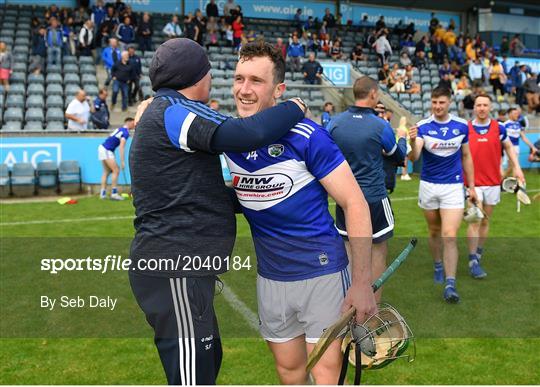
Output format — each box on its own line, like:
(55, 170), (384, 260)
(36, 161), (59, 195)
(10, 162), (35, 197)
(0, 164), (10, 198)
(58, 160), (82, 194)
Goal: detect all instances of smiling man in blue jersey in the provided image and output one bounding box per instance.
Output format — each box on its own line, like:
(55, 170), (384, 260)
(503, 107), (538, 177)
(409, 86), (478, 303)
(98, 117), (134, 200)
(224, 41), (376, 384)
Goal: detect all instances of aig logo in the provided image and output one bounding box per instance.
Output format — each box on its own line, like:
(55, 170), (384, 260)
(0, 143), (62, 168)
(321, 62), (351, 86)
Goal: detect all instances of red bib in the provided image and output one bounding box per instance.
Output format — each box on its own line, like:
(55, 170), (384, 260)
(466, 119), (502, 187)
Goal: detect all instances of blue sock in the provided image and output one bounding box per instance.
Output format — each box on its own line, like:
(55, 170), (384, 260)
(112, 187), (118, 194)
(476, 246), (483, 259)
(100, 189), (106, 197)
(434, 261), (443, 271)
(468, 253), (478, 266)
(445, 277), (456, 289)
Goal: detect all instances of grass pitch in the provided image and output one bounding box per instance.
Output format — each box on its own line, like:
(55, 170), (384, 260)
(1, 171), (539, 384)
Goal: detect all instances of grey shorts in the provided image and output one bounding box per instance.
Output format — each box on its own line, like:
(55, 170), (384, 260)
(257, 267), (351, 344)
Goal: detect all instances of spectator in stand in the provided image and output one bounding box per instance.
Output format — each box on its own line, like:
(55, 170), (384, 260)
(510, 34), (525, 57)
(499, 35), (510, 56)
(489, 58), (506, 100)
(79, 19), (94, 57)
(163, 15), (182, 39)
(116, 16), (135, 51)
(113, 0), (127, 15)
(91, 0), (107, 31)
(122, 6), (136, 26)
(431, 36), (447, 65)
(302, 52), (323, 84)
(321, 102), (334, 128)
(358, 14), (371, 33)
(469, 58), (484, 86)
(232, 15), (244, 53)
(330, 39), (343, 61)
(433, 23), (445, 42)
(437, 72), (452, 91)
(287, 34), (304, 75)
(137, 13), (153, 53)
(62, 16), (77, 56)
(439, 59), (451, 78)
(96, 22), (111, 65)
(183, 14), (197, 41)
(294, 8), (303, 33)
(375, 15), (386, 32)
(223, 0), (239, 23)
(65, 89), (91, 130)
(225, 24), (233, 47)
(91, 87), (110, 129)
(206, 0), (219, 18)
(389, 64), (406, 93)
(415, 35), (429, 54)
(443, 25), (459, 61)
(45, 17), (63, 65)
(102, 5), (120, 33)
(413, 50), (428, 70)
(456, 75), (471, 96)
(400, 34), (416, 56)
(399, 51), (412, 67)
(523, 72), (540, 113)
(320, 33), (331, 56)
(47, 4), (60, 20)
(307, 32), (320, 55)
(207, 16), (218, 35)
(429, 12), (439, 35)
(29, 26), (47, 74)
(194, 9), (207, 46)
(246, 30), (257, 43)
(465, 38), (477, 61)
(511, 64), (527, 106)
(450, 60), (462, 78)
(373, 30), (392, 66)
(0, 41), (12, 92)
(323, 8), (336, 38)
(274, 37), (287, 60)
(404, 64), (421, 94)
(350, 42), (366, 64)
(102, 37), (121, 86)
(205, 27), (219, 49)
(304, 16), (315, 32)
(73, 6), (89, 28)
(111, 51), (134, 112)
(378, 63), (390, 86)
(127, 45), (142, 105)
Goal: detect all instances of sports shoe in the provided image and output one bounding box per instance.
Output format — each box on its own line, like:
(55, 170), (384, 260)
(99, 195), (107, 200)
(110, 193), (125, 201)
(434, 268), (444, 284)
(444, 286), (460, 303)
(469, 261), (487, 279)
(401, 174), (412, 181)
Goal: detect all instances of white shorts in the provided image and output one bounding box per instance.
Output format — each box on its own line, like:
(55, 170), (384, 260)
(257, 267), (350, 344)
(418, 180), (465, 210)
(98, 145), (115, 161)
(474, 186), (501, 206)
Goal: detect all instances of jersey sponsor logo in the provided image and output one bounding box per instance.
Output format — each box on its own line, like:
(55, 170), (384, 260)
(428, 130), (438, 135)
(430, 141), (459, 150)
(353, 114), (363, 118)
(477, 138), (488, 142)
(318, 252), (329, 266)
(268, 144), (284, 157)
(231, 172), (293, 202)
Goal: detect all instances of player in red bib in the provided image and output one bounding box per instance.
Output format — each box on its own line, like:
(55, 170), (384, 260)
(466, 94), (525, 278)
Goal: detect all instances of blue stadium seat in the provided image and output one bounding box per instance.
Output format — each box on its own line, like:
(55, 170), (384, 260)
(0, 163), (10, 197)
(46, 73), (62, 83)
(8, 83), (25, 96)
(80, 64), (96, 74)
(63, 63), (79, 74)
(4, 107), (23, 122)
(63, 56), (77, 65)
(45, 121), (65, 131)
(25, 108), (44, 122)
(24, 121), (44, 131)
(58, 160), (81, 194)
(36, 161), (58, 192)
(63, 73), (80, 85)
(11, 162), (35, 197)
(27, 83), (45, 95)
(47, 64), (62, 74)
(85, 85), (99, 96)
(46, 95), (64, 109)
(12, 62), (27, 72)
(46, 84), (64, 96)
(1, 121), (23, 131)
(65, 84), (80, 95)
(81, 74), (97, 85)
(26, 95), (44, 109)
(6, 94), (24, 108)
(28, 73), (44, 84)
(79, 56), (94, 65)
(46, 108), (65, 123)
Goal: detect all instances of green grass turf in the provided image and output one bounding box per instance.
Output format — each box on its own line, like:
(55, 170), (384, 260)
(1, 171), (539, 384)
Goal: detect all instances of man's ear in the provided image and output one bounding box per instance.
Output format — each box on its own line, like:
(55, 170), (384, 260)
(274, 82), (286, 100)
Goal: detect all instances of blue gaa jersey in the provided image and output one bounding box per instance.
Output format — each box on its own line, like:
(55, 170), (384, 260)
(503, 120), (522, 146)
(102, 127), (129, 151)
(224, 118), (347, 282)
(417, 115), (469, 184)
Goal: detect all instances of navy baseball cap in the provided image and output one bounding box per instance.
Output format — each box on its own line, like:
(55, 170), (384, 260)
(149, 38), (211, 92)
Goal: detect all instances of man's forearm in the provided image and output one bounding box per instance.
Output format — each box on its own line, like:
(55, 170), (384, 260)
(462, 153), (475, 188)
(504, 141), (522, 171)
(344, 201), (373, 286)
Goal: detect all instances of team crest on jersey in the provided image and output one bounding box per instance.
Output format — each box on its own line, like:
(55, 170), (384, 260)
(318, 252), (329, 265)
(452, 129), (460, 135)
(268, 144), (284, 157)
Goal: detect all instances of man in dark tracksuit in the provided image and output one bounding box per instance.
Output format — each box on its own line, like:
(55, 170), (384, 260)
(127, 46), (142, 105)
(111, 50), (134, 111)
(129, 38), (306, 385)
(327, 76), (407, 302)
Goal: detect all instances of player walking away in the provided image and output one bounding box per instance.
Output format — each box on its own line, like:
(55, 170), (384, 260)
(98, 117), (134, 200)
(503, 107), (538, 177)
(466, 94), (525, 278)
(128, 39), (307, 385)
(408, 86), (478, 303)
(224, 42), (377, 385)
(328, 76), (407, 303)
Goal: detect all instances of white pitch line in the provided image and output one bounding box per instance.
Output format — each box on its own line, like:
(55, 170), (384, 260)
(0, 215), (134, 226)
(220, 281), (259, 332)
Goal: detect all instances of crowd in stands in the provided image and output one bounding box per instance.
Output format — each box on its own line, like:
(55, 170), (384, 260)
(1, 0), (539, 132)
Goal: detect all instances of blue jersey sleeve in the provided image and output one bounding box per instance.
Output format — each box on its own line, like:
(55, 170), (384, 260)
(461, 124), (469, 143)
(381, 121), (398, 154)
(305, 126), (346, 180)
(499, 123), (508, 142)
(121, 127), (129, 140)
(417, 123), (426, 139)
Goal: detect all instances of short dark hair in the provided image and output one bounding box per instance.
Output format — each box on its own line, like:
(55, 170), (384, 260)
(497, 109), (507, 116)
(124, 117), (134, 123)
(507, 107), (518, 115)
(353, 76), (378, 100)
(431, 86), (452, 99)
(474, 93), (492, 103)
(239, 41), (286, 84)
